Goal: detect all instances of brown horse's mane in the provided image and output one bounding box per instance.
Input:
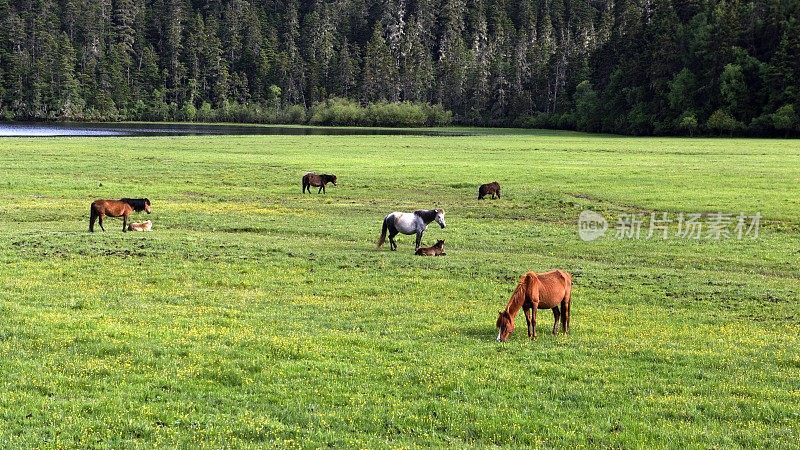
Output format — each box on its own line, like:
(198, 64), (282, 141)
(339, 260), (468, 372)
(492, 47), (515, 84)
(503, 273), (535, 319)
(121, 198), (150, 212)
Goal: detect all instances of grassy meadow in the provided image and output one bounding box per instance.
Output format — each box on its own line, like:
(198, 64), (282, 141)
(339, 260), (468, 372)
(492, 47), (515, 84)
(0, 129), (798, 448)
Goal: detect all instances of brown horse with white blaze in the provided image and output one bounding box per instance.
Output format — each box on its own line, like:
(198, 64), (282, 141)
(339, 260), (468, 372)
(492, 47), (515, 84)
(496, 270), (572, 342)
(89, 198), (151, 232)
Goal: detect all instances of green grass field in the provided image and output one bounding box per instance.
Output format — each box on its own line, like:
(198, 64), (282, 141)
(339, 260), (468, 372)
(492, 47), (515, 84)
(1, 129), (798, 448)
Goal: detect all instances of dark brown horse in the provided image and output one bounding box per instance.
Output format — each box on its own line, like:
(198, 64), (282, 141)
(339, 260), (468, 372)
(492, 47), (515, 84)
(496, 270), (572, 342)
(415, 239), (446, 256)
(302, 172), (337, 194)
(478, 181), (501, 199)
(89, 198), (151, 232)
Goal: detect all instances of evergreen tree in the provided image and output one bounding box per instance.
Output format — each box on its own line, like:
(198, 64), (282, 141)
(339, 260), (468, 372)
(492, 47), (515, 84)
(362, 24), (397, 102)
(437, 0), (468, 116)
(55, 32), (84, 118)
(278, 0), (305, 106)
(574, 80), (599, 131)
(668, 68), (697, 116)
(720, 63), (747, 119)
(464, 0), (489, 120)
(333, 38), (358, 98)
(400, 16), (433, 102)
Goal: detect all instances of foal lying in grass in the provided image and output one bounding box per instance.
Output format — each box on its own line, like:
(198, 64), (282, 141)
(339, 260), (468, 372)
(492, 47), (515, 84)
(127, 220), (153, 232)
(415, 240), (446, 256)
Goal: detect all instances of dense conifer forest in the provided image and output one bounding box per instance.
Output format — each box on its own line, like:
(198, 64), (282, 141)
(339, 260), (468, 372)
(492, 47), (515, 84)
(0, 0), (798, 135)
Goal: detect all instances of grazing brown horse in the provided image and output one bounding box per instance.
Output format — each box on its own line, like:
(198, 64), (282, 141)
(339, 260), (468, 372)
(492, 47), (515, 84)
(89, 198), (151, 232)
(478, 181), (501, 199)
(302, 172), (337, 194)
(496, 270), (572, 342)
(415, 239), (446, 256)
(127, 220), (153, 232)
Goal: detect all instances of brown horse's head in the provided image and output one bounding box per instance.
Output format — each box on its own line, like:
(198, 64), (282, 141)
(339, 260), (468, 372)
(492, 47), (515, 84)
(143, 198), (152, 214)
(325, 174), (337, 186)
(496, 310), (515, 342)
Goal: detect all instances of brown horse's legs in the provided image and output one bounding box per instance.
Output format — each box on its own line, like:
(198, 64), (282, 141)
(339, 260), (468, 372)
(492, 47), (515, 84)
(561, 299), (570, 334)
(122, 214), (128, 232)
(552, 306), (561, 335)
(98, 214), (105, 232)
(530, 303), (538, 339)
(523, 306), (533, 339)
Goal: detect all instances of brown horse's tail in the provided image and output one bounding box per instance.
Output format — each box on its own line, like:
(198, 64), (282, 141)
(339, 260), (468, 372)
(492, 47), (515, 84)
(377, 215), (389, 247)
(89, 202), (97, 232)
(559, 270), (573, 297)
(559, 270), (573, 332)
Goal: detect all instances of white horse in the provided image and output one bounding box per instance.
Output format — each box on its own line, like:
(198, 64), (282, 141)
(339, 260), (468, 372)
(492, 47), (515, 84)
(377, 209), (446, 251)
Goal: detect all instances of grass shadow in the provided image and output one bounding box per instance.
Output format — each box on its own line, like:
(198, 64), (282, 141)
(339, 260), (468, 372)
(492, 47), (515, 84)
(459, 324), (497, 342)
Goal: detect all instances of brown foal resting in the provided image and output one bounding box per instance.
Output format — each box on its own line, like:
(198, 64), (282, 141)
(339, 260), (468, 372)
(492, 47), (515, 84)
(414, 240), (446, 256)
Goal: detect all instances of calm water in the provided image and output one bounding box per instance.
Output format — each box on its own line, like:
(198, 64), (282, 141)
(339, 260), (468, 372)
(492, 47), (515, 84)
(0, 122), (471, 137)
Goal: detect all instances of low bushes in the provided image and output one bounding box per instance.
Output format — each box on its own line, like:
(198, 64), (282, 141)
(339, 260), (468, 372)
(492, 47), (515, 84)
(310, 98), (452, 127)
(110, 97), (452, 128)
